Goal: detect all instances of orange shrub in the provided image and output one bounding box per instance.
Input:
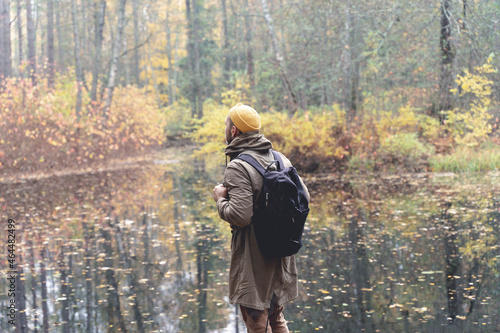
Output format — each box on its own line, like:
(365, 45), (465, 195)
(0, 75), (167, 175)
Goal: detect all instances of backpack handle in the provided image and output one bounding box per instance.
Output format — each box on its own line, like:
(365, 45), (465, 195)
(265, 160), (280, 172)
(270, 150), (284, 170)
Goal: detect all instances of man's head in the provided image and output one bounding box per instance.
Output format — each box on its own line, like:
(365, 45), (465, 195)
(225, 103), (261, 144)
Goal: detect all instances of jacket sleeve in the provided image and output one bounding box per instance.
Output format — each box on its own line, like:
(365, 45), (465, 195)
(216, 161), (254, 228)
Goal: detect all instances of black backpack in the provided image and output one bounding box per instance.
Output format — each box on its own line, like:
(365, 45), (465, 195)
(236, 150), (309, 258)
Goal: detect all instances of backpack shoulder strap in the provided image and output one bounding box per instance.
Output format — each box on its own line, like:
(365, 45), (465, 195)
(270, 150), (284, 170)
(235, 154), (266, 176)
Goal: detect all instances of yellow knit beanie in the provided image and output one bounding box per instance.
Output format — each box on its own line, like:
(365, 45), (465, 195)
(228, 103), (261, 133)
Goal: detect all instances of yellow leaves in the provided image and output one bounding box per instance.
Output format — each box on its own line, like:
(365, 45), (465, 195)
(446, 56), (496, 146)
(48, 138), (60, 146)
(375, 104), (419, 136)
(261, 106), (347, 169)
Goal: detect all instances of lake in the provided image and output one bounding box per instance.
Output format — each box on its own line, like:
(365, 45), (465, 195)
(1, 148), (499, 332)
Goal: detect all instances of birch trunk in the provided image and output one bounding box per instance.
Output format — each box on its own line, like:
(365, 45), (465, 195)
(0, 0), (12, 79)
(243, 0), (254, 87)
(185, 0), (202, 118)
(91, 0), (106, 102)
(71, 0), (83, 118)
(438, 0), (455, 123)
(103, 0), (127, 120)
(55, 0), (65, 68)
(165, 1), (175, 104)
(47, 0), (55, 86)
(16, 0), (22, 75)
(27, 0), (36, 82)
(132, 0), (141, 86)
(221, 0), (230, 86)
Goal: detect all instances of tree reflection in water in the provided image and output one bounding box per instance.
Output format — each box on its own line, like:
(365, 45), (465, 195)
(0, 161), (499, 332)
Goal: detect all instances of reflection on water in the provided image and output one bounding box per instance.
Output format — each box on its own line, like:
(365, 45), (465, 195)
(1, 155), (499, 332)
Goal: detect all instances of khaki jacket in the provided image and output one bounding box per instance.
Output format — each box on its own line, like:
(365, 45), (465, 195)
(216, 131), (310, 310)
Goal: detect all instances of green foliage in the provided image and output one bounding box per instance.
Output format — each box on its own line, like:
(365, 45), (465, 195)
(429, 145), (500, 172)
(188, 99), (230, 169)
(379, 133), (435, 169)
(446, 56), (497, 146)
(417, 114), (442, 143)
(188, 83), (500, 174)
(349, 105), (434, 172)
(163, 97), (193, 137)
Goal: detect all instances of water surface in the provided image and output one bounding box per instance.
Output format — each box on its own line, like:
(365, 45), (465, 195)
(1, 151), (499, 332)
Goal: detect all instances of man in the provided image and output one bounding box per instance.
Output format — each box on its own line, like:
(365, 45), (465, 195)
(212, 103), (310, 332)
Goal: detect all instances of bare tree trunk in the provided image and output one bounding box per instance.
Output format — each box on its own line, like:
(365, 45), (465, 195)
(40, 246), (50, 333)
(260, 0), (297, 116)
(71, 0), (84, 119)
(165, 0), (175, 104)
(91, 0), (106, 103)
(132, 0), (141, 86)
(16, 0), (22, 75)
(81, 0), (88, 68)
(185, 0), (203, 118)
(172, 33), (179, 103)
(146, 46), (160, 102)
(47, 0), (55, 86)
(26, 0), (36, 82)
(103, 0), (127, 121)
(193, 0), (202, 118)
(221, 0), (230, 86)
(243, 0), (254, 88)
(123, 38), (130, 85)
(342, 5), (361, 122)
(55, 0), (65, 69)
(0, 0), (12, 79)
(438, 0), (455, 122)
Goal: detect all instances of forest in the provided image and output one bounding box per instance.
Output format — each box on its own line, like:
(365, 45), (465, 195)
(0, 0), (499, 175)
(1, 0), (500, 332)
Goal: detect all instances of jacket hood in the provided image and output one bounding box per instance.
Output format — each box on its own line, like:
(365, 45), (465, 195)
(225, 130), (273, 160)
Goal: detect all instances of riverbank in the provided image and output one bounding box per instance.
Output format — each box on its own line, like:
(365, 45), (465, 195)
(4, 143), (499, 190)
(0, 146), (187, 184)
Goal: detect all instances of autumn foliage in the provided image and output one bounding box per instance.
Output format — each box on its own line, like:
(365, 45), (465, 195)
(0, 74), (167, 176)
(188, 59), (499, 174)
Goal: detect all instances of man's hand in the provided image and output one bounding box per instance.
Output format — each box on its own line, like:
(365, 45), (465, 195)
(212, 184), (228, 202)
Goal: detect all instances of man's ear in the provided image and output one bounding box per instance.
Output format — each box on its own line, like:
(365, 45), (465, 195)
(231, 125), (239, 137)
